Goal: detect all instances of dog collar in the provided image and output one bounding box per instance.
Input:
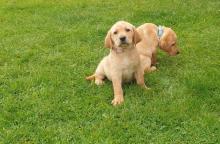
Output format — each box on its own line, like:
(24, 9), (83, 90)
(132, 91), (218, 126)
(157, 25), (164, 39)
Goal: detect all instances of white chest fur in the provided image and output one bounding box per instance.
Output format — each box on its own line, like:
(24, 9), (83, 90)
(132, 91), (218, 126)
(121, 56), (137, 82)
(105, 49), (139, 82)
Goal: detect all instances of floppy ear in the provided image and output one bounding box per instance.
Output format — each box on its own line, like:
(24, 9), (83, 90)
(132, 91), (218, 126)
(159, 39), (167, 50)
(133, 28), (141, 44)
(104, 30), (112, 48)
(159, 36), (172, 53)
(159, 33), (169, 50)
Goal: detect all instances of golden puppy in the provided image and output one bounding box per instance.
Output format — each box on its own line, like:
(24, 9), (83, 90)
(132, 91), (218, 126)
(86, 21), (148, 106)
(136, 23), (180, 72)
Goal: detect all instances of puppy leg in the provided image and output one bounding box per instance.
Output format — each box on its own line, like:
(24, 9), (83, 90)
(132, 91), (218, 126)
(135, 66), (150, 89)
(151, 52), (157, 66)
(86, 61), (105, 86)
(94, 63), (105, 86)
(140, 56), (156, 73)
(148, 66), (157, 72)
(111, 75), (124, 106)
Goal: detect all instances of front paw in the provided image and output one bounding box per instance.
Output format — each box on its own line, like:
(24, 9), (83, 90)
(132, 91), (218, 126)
(142, 85), (151, 90)
(111, 96), (124, 106)
(150, 66), (157, 72)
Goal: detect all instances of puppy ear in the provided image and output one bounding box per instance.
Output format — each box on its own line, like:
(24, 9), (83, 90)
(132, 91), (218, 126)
(159, 33), (169, 50)
(159, 39), (167, 50)
(104, 30), (112, 48)
(133, 28), (141, 44)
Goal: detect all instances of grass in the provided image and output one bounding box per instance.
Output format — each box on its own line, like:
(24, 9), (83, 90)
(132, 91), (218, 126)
(0, 0), (219, 143)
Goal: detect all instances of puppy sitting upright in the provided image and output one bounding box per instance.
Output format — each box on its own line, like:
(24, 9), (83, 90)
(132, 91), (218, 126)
(136, 23), (180, 72)
(86, 21), (148, 106)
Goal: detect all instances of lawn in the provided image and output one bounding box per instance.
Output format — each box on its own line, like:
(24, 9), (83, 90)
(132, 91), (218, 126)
(0, 0), (219, 143)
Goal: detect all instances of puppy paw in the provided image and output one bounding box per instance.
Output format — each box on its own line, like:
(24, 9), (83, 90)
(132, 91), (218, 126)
(145, 87), (151, 90)
(142, 85), (151, 90)
(150, 66), (157, 72)
(95, 79), (104, 86)
(111, 96), (124, 106)
(144, 66), (156, 73)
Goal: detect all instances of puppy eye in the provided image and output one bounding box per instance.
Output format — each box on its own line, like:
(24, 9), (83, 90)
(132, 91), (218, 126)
(113, 31), (118, 35)
(125, 28), (131, 32)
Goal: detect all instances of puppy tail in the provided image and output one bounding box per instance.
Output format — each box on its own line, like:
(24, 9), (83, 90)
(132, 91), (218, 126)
(86, 74), (96, 81)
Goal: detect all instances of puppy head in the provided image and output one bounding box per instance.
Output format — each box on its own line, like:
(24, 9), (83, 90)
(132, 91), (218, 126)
(105, 21), (141, 49)
(159, 28), (180, 56)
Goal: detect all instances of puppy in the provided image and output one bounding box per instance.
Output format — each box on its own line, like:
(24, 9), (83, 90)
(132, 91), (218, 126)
(86, 21), (148, 106)
(136, 23), (180, 72)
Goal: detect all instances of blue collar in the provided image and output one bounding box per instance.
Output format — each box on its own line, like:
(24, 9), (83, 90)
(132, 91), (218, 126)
(157, 25), (164, 39)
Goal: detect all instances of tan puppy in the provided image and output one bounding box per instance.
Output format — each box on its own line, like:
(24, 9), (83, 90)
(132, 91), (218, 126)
(86, 21), (148, 106)
(136, 23), (180, 72)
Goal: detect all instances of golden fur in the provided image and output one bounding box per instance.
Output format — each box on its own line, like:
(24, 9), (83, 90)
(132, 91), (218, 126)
(86, 21), (148, 106)
(136, 23), (180, 72)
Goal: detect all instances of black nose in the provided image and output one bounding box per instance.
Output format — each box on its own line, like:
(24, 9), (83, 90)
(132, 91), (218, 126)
(176, 51), (180, 54)
(120, 36), (126, 41)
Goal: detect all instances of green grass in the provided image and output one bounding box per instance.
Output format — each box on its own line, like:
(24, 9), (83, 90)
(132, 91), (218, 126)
(0, 0), (219, 143)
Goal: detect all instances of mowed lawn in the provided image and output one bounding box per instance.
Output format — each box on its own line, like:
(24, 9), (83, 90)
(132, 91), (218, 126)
(0, 0), (219, 143)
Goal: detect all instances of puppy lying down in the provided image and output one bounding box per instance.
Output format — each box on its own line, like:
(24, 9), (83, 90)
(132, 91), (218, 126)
(86, 21), (148, 106)
(136, 23), (180, 73)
